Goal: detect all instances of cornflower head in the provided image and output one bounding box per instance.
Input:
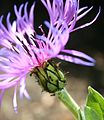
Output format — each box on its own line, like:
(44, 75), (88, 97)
(0, 0), (100, 112)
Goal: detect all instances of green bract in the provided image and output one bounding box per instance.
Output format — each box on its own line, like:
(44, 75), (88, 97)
(32, 61), (66, 93)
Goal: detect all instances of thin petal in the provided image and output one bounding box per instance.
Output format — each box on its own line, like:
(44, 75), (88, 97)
(62, 49), (95, 63)
(57, 49), (96, 66)
(6, 13), (12, 31)
(13, 86), (18, 113)
(57, 54), (95, 66)
(29, 2), (35, 24)
(20, 76), (26, 99)
(23, 89), (31, 100)
(77, 6), (93, 21)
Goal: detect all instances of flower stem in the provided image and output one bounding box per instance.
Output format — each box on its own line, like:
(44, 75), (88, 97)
(55, 88), (81, 119)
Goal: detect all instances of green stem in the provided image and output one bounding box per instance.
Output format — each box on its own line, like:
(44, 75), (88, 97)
(55, 88), (81, 119)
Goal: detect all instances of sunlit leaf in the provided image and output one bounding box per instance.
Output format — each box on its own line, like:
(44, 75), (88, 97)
(84, 86), (104, 120)
(84, 106), (102, 120)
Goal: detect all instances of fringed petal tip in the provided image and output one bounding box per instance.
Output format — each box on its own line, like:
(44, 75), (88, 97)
(14, 2), (35, 25)
(29, 2), (36, 23)
(13, 87), (31, 113)
(14, 107), (18, 114)
(72, 6), (101, 32)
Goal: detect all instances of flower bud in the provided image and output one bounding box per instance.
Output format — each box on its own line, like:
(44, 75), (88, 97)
(33, 61), (66, 93)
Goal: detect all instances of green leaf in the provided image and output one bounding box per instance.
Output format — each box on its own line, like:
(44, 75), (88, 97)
(84, 106), (102, 120)
(85, 86), (104, 119)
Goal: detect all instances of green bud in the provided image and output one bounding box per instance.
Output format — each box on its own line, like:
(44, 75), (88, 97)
(32, 60), (66, 93)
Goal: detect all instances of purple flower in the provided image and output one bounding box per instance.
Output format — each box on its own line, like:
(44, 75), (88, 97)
(0, 0), (100, 112)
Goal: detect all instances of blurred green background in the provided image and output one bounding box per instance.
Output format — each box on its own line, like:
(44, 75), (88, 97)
(0, 0), (104, 120)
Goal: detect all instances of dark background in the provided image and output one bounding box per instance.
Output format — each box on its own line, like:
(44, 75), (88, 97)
(0, 0), (104, 92)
